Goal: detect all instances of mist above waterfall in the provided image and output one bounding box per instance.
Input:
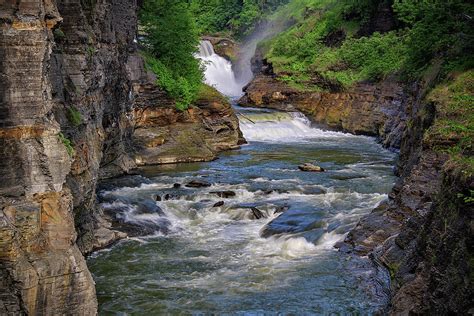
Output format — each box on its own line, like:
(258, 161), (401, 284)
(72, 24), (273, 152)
(197, 17), (292, 98)
(234, 19), (293, 87)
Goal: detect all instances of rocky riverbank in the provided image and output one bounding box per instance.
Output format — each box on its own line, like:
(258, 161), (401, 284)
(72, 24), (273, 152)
(240, 54), (473, 313)
(0, 1), (243, 314)
(239, 73), (406, 149)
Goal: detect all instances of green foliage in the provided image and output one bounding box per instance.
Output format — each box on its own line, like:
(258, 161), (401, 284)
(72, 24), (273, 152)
(53, 28), (65, 39)
(86, 45), (96, 58)
(457, 190), (474, 205)
(393, 0), (474, 76)
(140, 0), (204, 110)
(424, 70), (474, 174)
(189, 0), (290, 37)
(143, 53), (199, 111)
(58, 133), (74, 157)
(338, 31), (407, 81)
(67, 107), (82, 126)
(261, 0), (474, 90)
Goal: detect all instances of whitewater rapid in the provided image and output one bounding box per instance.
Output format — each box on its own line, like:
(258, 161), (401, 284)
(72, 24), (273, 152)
(89, 40), (395, 314)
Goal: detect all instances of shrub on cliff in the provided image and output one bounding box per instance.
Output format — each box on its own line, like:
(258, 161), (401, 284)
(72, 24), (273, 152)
(393, 0), (474, 77)
(140, 0), (203, 110)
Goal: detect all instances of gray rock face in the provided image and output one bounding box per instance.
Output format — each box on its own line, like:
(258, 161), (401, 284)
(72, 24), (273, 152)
(0, 1), (245, 313)
(0, 0), (97, 314)
(338, 87), (473, 314)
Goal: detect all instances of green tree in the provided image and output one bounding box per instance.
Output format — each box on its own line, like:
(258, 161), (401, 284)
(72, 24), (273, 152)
(393, 0), (474, 75)
(140, 0), (203, 110)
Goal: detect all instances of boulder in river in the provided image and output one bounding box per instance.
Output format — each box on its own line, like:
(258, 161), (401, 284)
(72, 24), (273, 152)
(263, 189), (289, 195)
(135, 200), (165, 215)
(210, 190), (236, 198)
(298, 163), (325, 172)
(213, 201), (225, 207)
(250, 207), (265, 220)
(186, 180), (212, 188)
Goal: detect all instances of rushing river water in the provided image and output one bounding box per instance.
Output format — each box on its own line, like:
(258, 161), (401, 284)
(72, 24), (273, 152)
(88, 41), (397, 314)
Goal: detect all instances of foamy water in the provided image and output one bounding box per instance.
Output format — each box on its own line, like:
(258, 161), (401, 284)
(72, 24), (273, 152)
(89, 41), (395, 314)
(239, 110), (358, 142)
(196, 41), (243, 98)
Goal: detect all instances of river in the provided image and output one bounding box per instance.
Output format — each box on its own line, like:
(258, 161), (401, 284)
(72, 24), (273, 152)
(87, 41), (396, 314)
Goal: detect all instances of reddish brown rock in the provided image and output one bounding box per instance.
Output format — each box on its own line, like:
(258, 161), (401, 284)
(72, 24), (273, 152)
(132, 84), (245, 166)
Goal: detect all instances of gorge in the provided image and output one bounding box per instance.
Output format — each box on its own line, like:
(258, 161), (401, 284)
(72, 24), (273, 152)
(1, 0), (472, 315)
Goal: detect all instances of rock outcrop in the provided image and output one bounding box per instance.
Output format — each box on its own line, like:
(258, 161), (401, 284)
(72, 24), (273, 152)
(132, 84), (245, 165)
(0, 1), (97, 314)
(0, 0), (244, 314)
(202, 36), (238, 61)
(337, 70), (474, 313)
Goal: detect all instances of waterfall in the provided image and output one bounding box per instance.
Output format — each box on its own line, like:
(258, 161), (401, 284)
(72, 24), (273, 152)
(238, 110), (352, 142)
(197, 40), (348, 143)
(196, 40), (243, 98)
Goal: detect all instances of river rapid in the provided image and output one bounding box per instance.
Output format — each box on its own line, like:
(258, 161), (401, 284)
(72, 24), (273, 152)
(88, 41), (397, 314)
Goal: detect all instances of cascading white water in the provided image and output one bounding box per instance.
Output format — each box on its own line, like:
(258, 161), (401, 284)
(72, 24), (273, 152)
(238, 110), (353, 142)
(197, 41), (356, 143)
(197, 41), (243, 98)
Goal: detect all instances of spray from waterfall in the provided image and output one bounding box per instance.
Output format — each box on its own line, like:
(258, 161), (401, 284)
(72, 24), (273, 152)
(197, 18), (292, 98)
(234, 19), (294, 87)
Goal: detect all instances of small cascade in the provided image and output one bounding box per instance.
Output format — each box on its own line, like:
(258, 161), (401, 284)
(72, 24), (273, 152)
(238, 110), (351, 142)
(196, 40), (243, 97)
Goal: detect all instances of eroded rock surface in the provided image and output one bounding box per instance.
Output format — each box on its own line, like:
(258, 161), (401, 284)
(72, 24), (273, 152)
(0, 1), (244, 314)
(337, 78), (474, 314)
(0, 1), (97, 313)
(133, 84), (245, 165)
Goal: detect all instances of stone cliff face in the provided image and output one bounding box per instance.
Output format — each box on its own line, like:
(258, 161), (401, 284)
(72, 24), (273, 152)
(239, 74), (406, 149)
(241, 59), (472, 313)
(0, 0), (243, 314)
(339, 72), (473, 314)
(0, 1), (97, 314)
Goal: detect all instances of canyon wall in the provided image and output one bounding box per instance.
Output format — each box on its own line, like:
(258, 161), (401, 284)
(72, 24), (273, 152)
(0, 0), (243, 314)
(241, 58), (473, 313)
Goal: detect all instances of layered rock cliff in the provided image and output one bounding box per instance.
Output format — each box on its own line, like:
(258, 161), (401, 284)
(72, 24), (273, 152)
(0, 1), (98, 313)
(240, 52), (472, 313)
(0, 1), (243, 314)
(339, 70), (473, 314)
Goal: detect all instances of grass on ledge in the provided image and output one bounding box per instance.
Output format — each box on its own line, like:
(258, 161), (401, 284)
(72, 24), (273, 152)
(424, 70), (474, 176)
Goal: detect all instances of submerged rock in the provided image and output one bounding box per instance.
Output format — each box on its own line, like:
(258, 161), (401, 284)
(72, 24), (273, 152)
(213, 201), (225, 207)
(250, 207), (265, 220)
(173, 183), (182, 189)
(186, 180), (212, 188)
(274, 205), (290, 214)
(302, 186), (327, 195)
(135, 200), (164, 215)
(298, 163), (325, 172)
(210, 190), (236, 198)
(263, 189), (289, 195)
